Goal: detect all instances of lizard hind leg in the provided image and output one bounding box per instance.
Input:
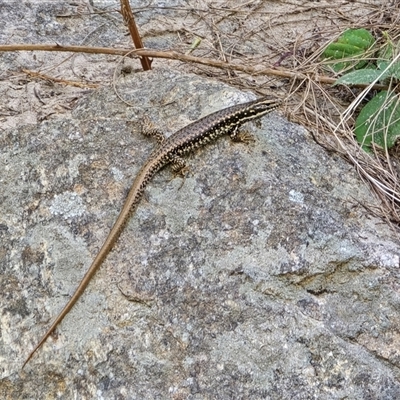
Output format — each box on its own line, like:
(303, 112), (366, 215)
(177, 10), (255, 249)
(170, 155), (189, 189)
(171, 155), (189, 177)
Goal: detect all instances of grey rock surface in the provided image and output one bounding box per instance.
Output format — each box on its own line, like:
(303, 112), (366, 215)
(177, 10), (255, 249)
(1, 68), (400, 399)
(1, 1), (400, 399)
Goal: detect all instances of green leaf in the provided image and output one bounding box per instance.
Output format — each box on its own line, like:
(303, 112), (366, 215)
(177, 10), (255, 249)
(355, 91), (400, 151)
(378, 42), (394, 62)
(377, 60), (390, 70)
(322, 28), (375, 73)
(338, 29), (374, 48)
(377, 39), (400, 79)
(335, 69), (388, 85)
(391, 64), (400, 80)
(377, 59), (400, 80)
(324, 43), (366, 57)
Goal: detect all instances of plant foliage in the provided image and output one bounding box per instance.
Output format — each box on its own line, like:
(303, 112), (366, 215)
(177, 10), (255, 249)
(322, 29), (400, 151)
(322, 29), (375, 72)
(355, 91), (400, 151)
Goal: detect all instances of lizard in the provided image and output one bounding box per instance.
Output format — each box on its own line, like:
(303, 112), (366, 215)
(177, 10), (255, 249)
(22, 94), (281, 367)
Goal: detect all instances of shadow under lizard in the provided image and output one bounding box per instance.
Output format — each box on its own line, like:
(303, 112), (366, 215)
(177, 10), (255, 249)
(23, 95), (281, 367)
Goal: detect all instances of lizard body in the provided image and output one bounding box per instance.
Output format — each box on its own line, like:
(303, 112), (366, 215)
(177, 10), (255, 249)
(23, 95), (281, 367)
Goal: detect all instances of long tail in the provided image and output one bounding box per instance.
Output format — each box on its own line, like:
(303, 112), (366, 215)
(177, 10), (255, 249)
(23, 162), (157, 368)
